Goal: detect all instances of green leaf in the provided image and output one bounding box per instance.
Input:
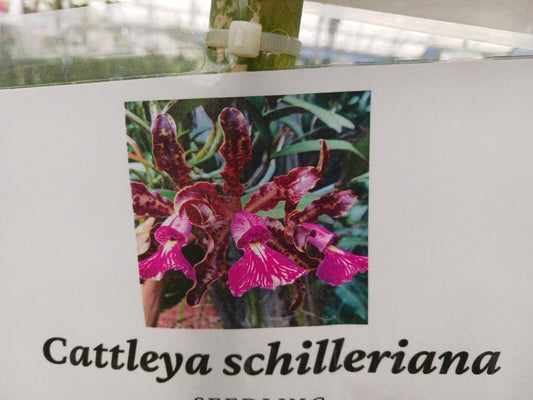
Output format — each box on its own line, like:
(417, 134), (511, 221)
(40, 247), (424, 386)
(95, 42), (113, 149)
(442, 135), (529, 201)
(271, 139), (367, 161)
(159, 270), (194, 312)
(241, 192), (319, 219)
(281, 96), (355, 132)
(334, 281), (368, 321)
(358, 91), (371, 114)
(167, 98), (206, 126)
(279, 117), (304, 137)
(348, 203), (368, 222)
(347, 95), (361, 106)
(155, 189), (177, 201)
(337, 236), (368, 250)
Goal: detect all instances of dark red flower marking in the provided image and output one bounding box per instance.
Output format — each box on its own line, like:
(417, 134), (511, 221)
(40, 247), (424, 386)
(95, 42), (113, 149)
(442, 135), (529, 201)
(218, 107), (252, 212)
(186, 220), (231, 306)
(151, 113), (194, 189)
(263, 217), (320, 269)
(244, 167), (323, 214)
(131, 181), (174, 217)
(289, 189), (358, 224)
(174, 182), (232, 226)
(244, 139), (329, 214)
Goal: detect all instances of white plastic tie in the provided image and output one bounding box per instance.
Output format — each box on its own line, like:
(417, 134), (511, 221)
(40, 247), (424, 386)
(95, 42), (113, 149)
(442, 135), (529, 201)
(205, 21), (302, 58)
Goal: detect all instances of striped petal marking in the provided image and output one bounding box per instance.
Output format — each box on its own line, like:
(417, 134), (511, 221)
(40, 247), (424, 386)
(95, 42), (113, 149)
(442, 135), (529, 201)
(301, 222), (368, 286)
(138, 214), (194, 281)
(228, 211), (308, 297)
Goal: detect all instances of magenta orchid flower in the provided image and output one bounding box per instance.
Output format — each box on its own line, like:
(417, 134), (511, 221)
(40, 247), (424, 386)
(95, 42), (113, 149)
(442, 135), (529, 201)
(227, 211), (308, 297)
(130, 107), (368, 307)
(301, 222), (368, 286)
(138, 214), (195, 281)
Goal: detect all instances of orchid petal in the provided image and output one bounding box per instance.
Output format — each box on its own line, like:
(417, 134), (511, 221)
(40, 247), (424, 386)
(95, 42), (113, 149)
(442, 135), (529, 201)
(174, 182), (231, 226)
(290, 278), (307, 312)
(263, 217), (319, 269)
(296, 222), (368, 285)
(139, 242), (194, 281)
(155, 214), (192, 245)
(136, 217), (155, 256)
(227, 242), (308, 297)
(300, 222), (336, 252)
(244, 167), (322, 213)
(186, 220), (231, 306)
(244, 140), (330, 214)
(131, 181), (174, 218)
(290, 190), (357, 224)
(151, 113), (193, 189)
(316, 246), (368, 286)
(218, 107), (252, 209)
(138, 214), (194, 281)
(316, 138), (329, 175)
(231, 211), (271, 249)
(228, 211), (308, 296)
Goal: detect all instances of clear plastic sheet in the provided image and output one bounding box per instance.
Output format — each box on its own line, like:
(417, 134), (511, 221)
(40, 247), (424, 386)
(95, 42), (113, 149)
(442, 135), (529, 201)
(1, 0), (532, 88)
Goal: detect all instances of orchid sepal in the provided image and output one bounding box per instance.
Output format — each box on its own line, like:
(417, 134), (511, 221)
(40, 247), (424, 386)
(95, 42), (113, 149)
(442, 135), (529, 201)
(218, 107), (252, 212)
(131, 181), (174, 218)
(185, 220), (231, 306)
(244, 140), (330, 214)
(289, 189), (358, 224)
(151, 113), (194, 189)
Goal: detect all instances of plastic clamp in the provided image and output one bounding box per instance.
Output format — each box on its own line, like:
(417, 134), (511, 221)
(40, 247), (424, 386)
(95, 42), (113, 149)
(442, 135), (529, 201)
(205, 21), (302, 58)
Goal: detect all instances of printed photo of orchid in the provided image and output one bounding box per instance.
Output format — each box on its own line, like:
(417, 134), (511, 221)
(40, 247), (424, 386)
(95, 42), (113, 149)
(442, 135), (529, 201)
(125, 91), (370, 329)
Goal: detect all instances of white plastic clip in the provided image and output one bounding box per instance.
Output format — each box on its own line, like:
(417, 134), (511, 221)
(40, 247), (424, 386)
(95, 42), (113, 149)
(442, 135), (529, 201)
(228, 21), (262, 58)
(205, 21), (302, 58)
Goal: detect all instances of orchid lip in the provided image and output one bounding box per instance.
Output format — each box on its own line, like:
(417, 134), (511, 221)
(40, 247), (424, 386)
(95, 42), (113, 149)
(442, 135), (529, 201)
(300, 222), (336, 252)
(228, 211), (308, 296)
(316, 245), (368, 286)
(227, 241), (308, 297)
(231, 210), (271, 249)
(138, 241), (194, 281)
(138, 214), (195, 281)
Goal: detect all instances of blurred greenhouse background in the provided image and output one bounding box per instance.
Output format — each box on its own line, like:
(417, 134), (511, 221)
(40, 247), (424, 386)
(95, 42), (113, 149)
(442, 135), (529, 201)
(0, 0), (532, 87)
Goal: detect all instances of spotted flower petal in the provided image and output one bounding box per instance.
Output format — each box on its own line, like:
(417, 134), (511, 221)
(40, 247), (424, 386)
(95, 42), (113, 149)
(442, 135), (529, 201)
(228, 211), (308, 297)
(139, 214), (194, 281)
(186, 220), (231, 306)
(301, 222), (368, 286)
(263, 217), (319, 269)
(244, 139), (329, 214)
(218, 107), (252, 211)
(289, 189), (358, 224)
(174, 182), (231, 226)
(151, 113), (194, 189)
(131, 181), (174, 218)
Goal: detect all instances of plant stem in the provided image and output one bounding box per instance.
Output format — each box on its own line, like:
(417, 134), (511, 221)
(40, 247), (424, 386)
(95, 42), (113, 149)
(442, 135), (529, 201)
(208, 0), (304, 71)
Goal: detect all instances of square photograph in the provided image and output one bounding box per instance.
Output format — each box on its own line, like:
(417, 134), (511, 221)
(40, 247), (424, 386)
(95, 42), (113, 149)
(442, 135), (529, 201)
(125, 91), (370, 329)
